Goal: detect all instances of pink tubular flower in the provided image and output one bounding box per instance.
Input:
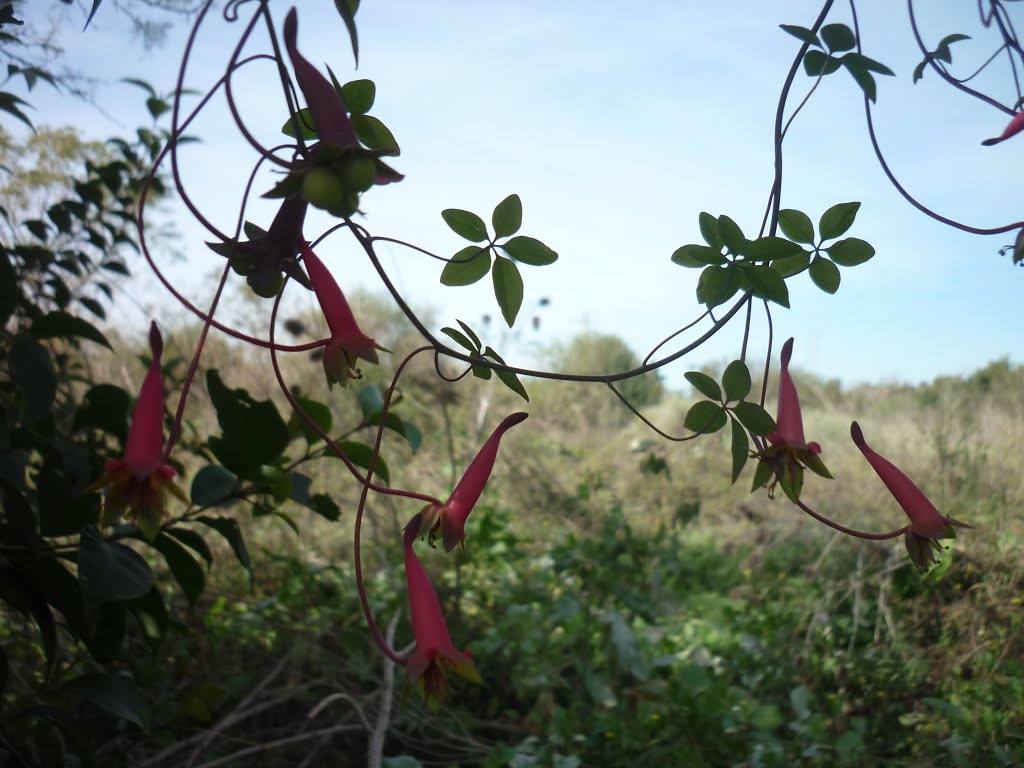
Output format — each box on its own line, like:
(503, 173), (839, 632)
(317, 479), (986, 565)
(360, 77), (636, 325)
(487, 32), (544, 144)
(851, 421), (971, 568)
(299, 240), (385, 388)
(90, 322), (188, 541)
(752, 338), (830, 502)
(414, 412), (528, 552)
(767, 337), (820, 454)
(282, 7), (358, 149)
(402, 525), (480, 709)
(981, 111), (1024, 146)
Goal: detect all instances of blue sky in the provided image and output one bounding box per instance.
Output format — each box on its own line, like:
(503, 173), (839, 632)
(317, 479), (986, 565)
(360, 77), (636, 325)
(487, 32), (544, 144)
(16, 1), (1024, 386)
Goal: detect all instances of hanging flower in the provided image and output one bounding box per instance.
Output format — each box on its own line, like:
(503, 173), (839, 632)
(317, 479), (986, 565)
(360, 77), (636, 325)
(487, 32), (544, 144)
(299, 240), (386, 387)
(981, 111), (1024, 146)
(282, 7), (358, 149)
(402, 524), (479, 709)
(89, 322), (188, 541)
(851, 421), (971, 568)
(207, 196), (311, 298)
(751, 338), (831, 502)
(413, 412), (528, 552)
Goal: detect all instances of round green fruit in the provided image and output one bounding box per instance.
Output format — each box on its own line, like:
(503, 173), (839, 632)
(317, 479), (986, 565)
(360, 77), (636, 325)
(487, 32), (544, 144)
(302, 166), (346, 211)
(337, 155), (377, 192)
(247, 270), (284, 298)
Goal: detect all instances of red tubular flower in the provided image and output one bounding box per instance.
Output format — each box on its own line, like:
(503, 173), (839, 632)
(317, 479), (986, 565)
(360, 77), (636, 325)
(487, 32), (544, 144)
(208, 196), (311, 297)
(415, 413), (528, 552)
(851, 421), (971, 568)
(752, 338), (830, 502)
(981, 111), (1024, 146)
(299, 240), (385, 387)
(90, 322), (188, 541)
(402, 525), (479, 709)
(282, 7), (358, 149)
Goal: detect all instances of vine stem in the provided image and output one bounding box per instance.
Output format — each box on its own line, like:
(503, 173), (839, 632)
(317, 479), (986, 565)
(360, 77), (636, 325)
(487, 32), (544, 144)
(795, 498), (908, 541)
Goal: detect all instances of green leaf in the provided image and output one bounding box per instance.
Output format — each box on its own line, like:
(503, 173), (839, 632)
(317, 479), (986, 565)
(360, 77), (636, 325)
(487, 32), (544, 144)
(351, 114), (399, 155)
(355, 385), (385, 420)
(492, 257), (524, 327)
(190, 465), (237, 507)
(291, 395), (333, 443)
(842, 57), (878, 102)
(258, 465), (292, 504)
(672, 243), (727, 267)
(844, 52), (895, 76)
(206, 370), (290, 478)
(483, 346), (529, 402)
(150, 532), (205, 606)
(827, 237), (875, 266)
(733, 401), (777, 436)
(196, 516), (254, 586)
(370, 411), (425, 452)
(751, 457), (774, 492)
(803, 451), (833, 480)
(744, 236), (804, 262)
(778, 209), (815, 243)
(281, 108), (318, 139)
(165, 528), (213, 569)
(340, 79), (375, 114)
(722, 360), (752, 402)
(306, 494), (341, 522)
(730, 416), (749, 484)
(440, 325), (479, 352)
(337, 441), (390, 484)
(772, 250), (811, 278)
(684, 371), (721, 401)
(9, 335), (56, 423)
(779, 461), (804, 503)
(717, 215), (745, 254)
(742, 264), (790, 308)
(440, 245), (491, 286)
(63, 673), (150, 730)
(331, 0), (359, 64)
(935, 33), (970, 63)
(818, 202), (860, 240)
(912, 59), (928, 84)
(821, 23), (856, 52)
(698, 211), (723, 249)
(683, 401), (727, 434)
(780, 24), (821, 47)
(492, 194), (522, 238)
(809, 256), (841, 294)
(83, 0), (104, 30)
(441, 208), (488, 242)
(696, 265), (739, 308)
(803, 50), (840, 76)
(500, 235), (558, 266)
(0, 91), (34, 130)
(77, 527), (154, 611)
(30, 311), (112, 350)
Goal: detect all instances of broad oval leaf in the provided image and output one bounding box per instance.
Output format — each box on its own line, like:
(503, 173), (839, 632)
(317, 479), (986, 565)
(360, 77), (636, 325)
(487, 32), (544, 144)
(78, 527), (154, 610)
(683, 401), (727, 435)
(733, 401), (777, 436)
(778, 209), (815, 244)
(190, 465), (238, 507)
(821, 23), (856, 53)
(440, 325), (479, 352)
(696, 265), (739, 308)
(337, 441), (391, 484)
(722, 359), (752, 402)
(698, 211), (723, 249)
(745, 236), (804, 262)
(196, 515), (254, 585)
(827, 237), (875, 266)
(742, 264), (790, 308)
(803, 50), (841, 76)
(150, 533), (205, 606)
(672, 244), (726, 267)
(819, 202), (860, 240)
(492, 257), (524, 327)
(809, 256), (841, 294)
(772, 251), (811, 278)
(684, 371), (721, 401)
(441, 208), (488, 242)
(351, 114), (399, 155)
(717, 215), (745, 254)
(780, 24), (821, 47)
(500, 235), (558, 266)
(440, 246), (491, 286)
(291, 395), (333, 443)
(492, 194), (523, 238)
(340, 79), (375, 115)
